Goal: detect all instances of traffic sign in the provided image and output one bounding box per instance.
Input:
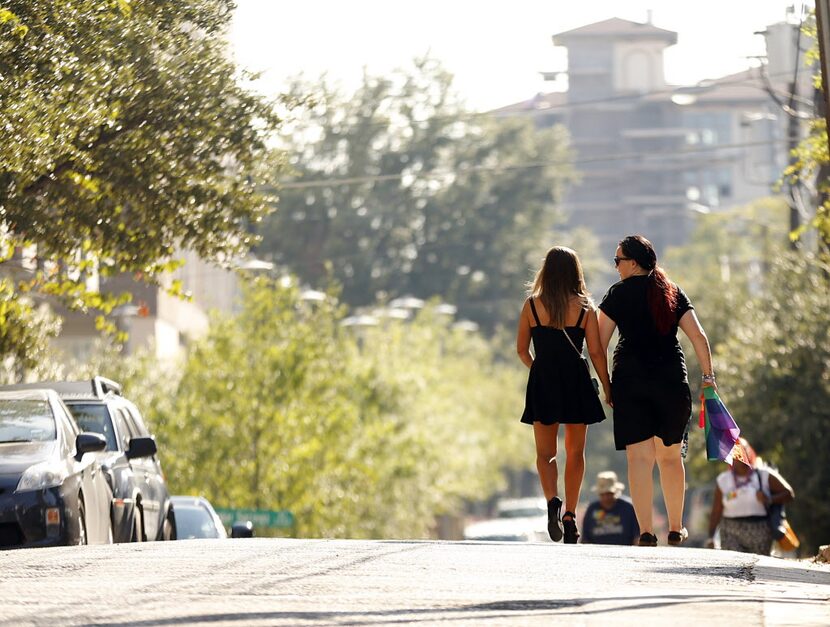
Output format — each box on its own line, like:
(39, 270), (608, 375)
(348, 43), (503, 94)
(214, 507), (294, 529)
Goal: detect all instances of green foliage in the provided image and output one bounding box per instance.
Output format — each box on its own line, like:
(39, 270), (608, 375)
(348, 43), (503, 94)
(665, 198), (790, 484)
(256, 57), (574, 330)
(0, 277), (60, 379)
(116, 277), (530, 538)
(665, 200), (830, 551)
(715, 254), (830, 552)
(785, 15), (830, 248)
(0, 0), (283, 370)
(666, 198), (790, 349)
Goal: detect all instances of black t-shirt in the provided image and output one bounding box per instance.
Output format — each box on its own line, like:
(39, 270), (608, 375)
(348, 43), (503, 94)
(598, 275), (693, 382)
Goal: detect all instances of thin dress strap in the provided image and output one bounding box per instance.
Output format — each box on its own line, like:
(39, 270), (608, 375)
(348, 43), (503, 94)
(528, 298), (542, 327)
(575, 307), (587, 329)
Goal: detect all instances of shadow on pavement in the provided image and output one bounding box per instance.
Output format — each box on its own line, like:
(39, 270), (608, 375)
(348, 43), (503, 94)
(86, 594), (826, 626)
(647, 559), (830, 587)
(753, 562), (830, 586)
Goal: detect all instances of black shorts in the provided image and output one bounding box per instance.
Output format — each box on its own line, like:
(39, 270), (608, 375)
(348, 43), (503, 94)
(611, 377), (692, 450)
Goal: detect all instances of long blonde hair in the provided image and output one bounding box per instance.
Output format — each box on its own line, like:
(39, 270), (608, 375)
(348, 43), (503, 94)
(528, 246), (593, 328)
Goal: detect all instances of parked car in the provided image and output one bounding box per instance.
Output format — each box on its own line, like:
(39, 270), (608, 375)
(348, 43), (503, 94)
(0, 378), (175, 543)
(170, 496), (227, 539)
(463, 498), (550, 542)
(0, 389), (111, 548)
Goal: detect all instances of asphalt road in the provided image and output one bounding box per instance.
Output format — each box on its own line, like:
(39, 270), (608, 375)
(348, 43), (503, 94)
(1, 539), (828, 626)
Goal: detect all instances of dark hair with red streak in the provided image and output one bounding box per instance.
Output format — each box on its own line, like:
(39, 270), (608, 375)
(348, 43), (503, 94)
(619, 235), (678, 335)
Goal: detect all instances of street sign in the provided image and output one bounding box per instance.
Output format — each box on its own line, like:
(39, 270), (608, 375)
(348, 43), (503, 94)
(214, 507), (294, 529)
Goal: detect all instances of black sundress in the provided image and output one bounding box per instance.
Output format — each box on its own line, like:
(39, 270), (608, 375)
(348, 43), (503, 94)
(520, 298), (606, 426)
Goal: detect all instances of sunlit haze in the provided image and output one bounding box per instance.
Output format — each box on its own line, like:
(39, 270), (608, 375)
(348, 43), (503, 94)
(231, 0), (810, 110)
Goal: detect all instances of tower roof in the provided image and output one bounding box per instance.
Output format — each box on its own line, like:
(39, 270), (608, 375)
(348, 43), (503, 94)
(553, 18), (677, 45)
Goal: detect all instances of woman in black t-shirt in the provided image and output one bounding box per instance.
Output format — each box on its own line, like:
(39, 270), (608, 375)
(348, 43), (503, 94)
(598, 235), (715, 547)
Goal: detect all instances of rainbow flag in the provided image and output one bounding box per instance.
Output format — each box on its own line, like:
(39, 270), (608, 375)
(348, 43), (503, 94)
(698, 387), (749, 465)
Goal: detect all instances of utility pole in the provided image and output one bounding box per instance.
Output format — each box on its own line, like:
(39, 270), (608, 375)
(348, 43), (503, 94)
(815, 1), (830, 254)
(787, 15), (804, 249)
(815, 1), (830, 139)
(788, 73), (801, 249)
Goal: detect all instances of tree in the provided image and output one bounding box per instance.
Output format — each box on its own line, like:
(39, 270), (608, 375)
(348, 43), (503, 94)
(787, 14), (830, 249)
(716, 254), (830, 552)
(663, 199), (829, 551)
(0, 1), (282, 366)
(256, 58), (573, 330)
(111, 276), (531, 539)
(664, 198), (790, 483)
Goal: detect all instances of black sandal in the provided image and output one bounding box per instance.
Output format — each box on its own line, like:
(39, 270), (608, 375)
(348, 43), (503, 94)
(667, 528), (688, 546)
(562, 511), (579, 544)
(547, 496), (563, 542)
(638, 532), (658, 547)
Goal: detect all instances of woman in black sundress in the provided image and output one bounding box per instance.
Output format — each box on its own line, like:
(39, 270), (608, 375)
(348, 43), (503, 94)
(517, 246), (612, 543)
(597, 235), (715, 548)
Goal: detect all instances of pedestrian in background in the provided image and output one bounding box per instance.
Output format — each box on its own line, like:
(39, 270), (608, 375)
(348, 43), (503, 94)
(581, 471), (640, 545)
(597, 235), (715, 547)
(517, 246), (612, 544)
(706, 437), (795, 555)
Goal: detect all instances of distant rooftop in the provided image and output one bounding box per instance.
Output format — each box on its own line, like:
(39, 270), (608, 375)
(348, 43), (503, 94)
(554, 17), (677, 45)
(491, 91), (568, 115)
(658, 69), (780, 105)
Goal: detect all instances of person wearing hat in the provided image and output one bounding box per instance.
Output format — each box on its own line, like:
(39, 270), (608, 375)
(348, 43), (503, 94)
(581, 471), (640, 545)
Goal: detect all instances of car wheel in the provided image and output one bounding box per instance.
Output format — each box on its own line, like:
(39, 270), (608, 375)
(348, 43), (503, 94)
(131, 507), (144, 543)
(78, 500), (88, 546)
(162, 510), (176, 541)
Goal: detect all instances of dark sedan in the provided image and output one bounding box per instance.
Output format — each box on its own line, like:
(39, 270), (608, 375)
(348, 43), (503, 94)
(0, 390), (111, 549)
(170, 496), (227, 540)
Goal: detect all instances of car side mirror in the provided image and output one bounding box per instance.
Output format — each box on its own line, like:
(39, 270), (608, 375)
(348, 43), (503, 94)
(231, 521), (254, 538)
(126, 436), (158, 459)
(75, 432), (107, 460)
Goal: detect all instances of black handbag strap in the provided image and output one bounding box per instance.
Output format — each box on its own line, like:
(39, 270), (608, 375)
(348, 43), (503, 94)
(560, 324), (592, 375)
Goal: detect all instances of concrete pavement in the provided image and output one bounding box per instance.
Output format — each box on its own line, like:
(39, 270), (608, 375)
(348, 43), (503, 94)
(0, 539), (828, 626)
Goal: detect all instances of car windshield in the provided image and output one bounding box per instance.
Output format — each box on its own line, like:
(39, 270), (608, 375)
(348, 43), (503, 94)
(66, 404), (118, 451)
(174, 505), (224, 539)
(0, 400), (56, 443)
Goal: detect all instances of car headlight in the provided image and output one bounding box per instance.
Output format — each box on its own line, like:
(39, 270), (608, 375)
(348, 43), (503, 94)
(15, 461), (68, 492)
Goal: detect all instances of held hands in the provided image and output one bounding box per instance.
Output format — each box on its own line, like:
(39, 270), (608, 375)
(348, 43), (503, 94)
(603, 383), (613, 407)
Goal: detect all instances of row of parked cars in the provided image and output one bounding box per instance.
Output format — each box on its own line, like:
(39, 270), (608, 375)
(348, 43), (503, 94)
(0, 376), (238, 549)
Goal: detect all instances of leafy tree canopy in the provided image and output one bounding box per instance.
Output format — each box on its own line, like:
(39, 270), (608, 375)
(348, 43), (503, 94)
(108, 276), (531, 539)
(256, 58), (574, 330)
(665, 198), (829, 551)
(0, 0), (283, 367)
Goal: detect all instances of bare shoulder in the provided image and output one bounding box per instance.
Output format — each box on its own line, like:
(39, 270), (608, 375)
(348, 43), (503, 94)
(520, 297), (532, 321)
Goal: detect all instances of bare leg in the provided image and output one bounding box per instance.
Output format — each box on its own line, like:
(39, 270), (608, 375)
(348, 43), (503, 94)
(532, 422), (560, 500)
(654, 437), (685, 532)
(626, 438), (656, 533)
(563, 424), (588, 514)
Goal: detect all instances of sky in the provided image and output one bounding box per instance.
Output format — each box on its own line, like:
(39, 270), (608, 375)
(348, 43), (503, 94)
(230, 0), (811, 111)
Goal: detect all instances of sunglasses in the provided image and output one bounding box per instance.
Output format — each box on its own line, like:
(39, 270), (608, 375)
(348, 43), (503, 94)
(613, 256), (633, 267)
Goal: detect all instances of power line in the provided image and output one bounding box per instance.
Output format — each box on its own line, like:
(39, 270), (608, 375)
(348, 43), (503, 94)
(276, 138), (797, 190)
(282, 69), (800, 132)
